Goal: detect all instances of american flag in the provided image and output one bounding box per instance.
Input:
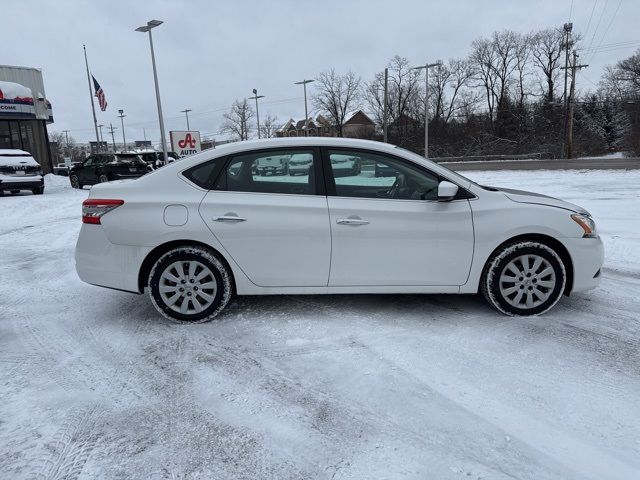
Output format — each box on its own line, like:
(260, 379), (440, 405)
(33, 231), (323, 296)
(92, 75), (107, 111)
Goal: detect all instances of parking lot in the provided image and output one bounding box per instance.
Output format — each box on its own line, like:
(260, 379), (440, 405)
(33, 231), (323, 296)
(1, 169), (639, 479)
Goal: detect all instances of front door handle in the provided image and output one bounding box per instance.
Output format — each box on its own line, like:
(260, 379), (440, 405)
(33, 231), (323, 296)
(336, 217), (370, 226)
(214, 214), (247, 222)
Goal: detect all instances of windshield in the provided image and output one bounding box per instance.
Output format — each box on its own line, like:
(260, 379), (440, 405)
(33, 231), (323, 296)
(394, 146), (479, 187)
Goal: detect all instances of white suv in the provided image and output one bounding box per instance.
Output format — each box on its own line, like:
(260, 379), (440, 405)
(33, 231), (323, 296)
(75, 137), (603, 322)
(0, 149), (44, 195)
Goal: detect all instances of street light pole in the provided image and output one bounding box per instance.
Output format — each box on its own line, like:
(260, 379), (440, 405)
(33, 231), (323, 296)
(294, 79), (314, 136)
(412, 61), (441, 157)
(117, 109), (127, 151)
(136, 20), (168, 162)
(248, 89), (265, 139)
(180, 109), (192, 130)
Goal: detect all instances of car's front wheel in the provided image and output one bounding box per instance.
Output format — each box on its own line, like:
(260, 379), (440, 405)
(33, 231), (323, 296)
(482, 241), (566, 316)
(98, 174), (109, 183)
(70, 174), (81, 189)
(148, 246), (233, 323)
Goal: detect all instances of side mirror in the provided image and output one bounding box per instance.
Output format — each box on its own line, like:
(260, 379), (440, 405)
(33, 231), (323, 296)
(437, 181), (459, 202)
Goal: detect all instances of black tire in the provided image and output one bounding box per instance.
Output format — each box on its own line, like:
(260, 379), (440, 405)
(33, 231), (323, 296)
(98, 174), (109, 183)
(70, 175), (81, 189)
(148, 246), (232, 323)
(10, 190), (19, 195)
(481, 241), (566, 316)
(32, 186), (44, 195)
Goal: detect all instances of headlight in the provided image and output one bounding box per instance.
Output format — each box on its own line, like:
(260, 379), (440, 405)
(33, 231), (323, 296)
(571, 213), (597, 238)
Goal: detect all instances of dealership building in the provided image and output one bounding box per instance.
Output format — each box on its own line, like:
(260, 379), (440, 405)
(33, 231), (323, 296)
(0, 65), (54, 172)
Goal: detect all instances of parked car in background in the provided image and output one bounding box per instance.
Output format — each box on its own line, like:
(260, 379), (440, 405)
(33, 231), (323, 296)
(137, 150), (181, 170)
(0, 149), (44, 195)
(52, 161), (81, 176)
(288, 153), (313, 175)
(75, 137), (604, 323)
(254, 154), (289, 176)
(69, 153), (148, 188)
(331, 154), (361, 177)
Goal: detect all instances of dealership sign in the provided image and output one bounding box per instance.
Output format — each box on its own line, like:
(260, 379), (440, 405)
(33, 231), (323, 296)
(170, 131), (201, 157)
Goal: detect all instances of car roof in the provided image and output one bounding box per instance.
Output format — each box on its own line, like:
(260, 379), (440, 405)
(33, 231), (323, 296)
(144, 137), (473, 189)
(0, 148), (32, 156)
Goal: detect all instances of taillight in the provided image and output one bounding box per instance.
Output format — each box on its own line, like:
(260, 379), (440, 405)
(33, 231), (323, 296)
(82, 199), (124, 224)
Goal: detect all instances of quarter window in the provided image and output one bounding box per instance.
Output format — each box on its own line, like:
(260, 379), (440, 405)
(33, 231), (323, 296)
(182, 157), (227, 189)
(327, 150), (440, 200)
(222, 150), (317, 195)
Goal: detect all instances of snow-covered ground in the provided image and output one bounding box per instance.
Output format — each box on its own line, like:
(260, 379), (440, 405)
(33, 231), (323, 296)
(1, 170), (639, 479)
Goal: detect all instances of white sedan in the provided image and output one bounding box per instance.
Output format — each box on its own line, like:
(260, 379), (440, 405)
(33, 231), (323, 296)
(75, 138), (603, 322)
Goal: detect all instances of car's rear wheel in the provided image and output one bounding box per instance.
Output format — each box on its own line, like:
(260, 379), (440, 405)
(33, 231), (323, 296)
(481, 241), (566, 316)
(32, 186), (44, 195)
(148, 246), (232, 323)
(70, 175), (81, 189)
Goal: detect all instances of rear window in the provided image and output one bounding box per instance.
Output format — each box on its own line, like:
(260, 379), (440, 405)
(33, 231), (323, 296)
(116, 155), (146, 166)
(182, 158), (227, 189)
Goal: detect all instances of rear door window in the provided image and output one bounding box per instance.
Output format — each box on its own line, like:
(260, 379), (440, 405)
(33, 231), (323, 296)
(220, 149), (320, 196)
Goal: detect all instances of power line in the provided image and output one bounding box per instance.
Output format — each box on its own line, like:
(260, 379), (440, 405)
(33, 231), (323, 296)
(585, 0), (610, 56)
(582, 0), (599, 42)
(587, 0), (624, 65)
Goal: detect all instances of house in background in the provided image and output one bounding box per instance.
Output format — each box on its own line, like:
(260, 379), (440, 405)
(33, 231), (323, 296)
(276, 110), (375, 138)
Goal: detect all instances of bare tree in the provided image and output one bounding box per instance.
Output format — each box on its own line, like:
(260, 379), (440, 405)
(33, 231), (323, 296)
(470, 37), (500, 122)
(513, 32), (532, 108)
(365, 55), (422, 127)
(601, 49), (640, 98)
(221, 99), (254, 141)
(530, 28), (565, 102)
(491, 30), (519, 113)
(259, 114), (279, 138)
(313, 69), (361, 137)
(426, 58), (476, 124)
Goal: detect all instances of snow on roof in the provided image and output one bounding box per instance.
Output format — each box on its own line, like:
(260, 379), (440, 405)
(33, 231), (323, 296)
(0, 80), (32, 100)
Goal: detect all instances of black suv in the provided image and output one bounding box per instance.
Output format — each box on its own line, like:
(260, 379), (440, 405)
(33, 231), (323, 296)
(69, 153), (149, 188)
(138, 150), (181, 170)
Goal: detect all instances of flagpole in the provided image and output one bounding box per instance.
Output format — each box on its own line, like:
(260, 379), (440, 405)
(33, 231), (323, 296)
(83, 44), (100, 144)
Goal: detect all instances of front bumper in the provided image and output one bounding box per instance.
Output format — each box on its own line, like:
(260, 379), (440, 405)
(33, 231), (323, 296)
(561, 236), (604, 293)
(0, 176), (44, 191)
(75, 224), (152, 293)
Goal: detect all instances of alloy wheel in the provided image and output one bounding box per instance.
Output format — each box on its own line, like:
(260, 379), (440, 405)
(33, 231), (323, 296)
(498, 254), (556, 309)
(158, 260), (218, 315)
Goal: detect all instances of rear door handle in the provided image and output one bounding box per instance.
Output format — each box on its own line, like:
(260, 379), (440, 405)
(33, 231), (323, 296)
(336, 218), (370, 226)
(214, 215), (247, 222)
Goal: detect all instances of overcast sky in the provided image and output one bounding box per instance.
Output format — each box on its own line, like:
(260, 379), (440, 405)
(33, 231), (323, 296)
(4, 0), (638, 144)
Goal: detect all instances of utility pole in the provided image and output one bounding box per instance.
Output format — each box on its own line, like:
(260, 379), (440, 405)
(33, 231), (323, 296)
(248, 89), (265, 138)
(108, 123), (117, 152)
(181, 109), (192, 130)
(294, 79), (314, 136)
(560, 22), (573, 158)
(562, 50), (588, 159)
(97, 124), (104, 150)
(412, 61), (441, 157)
(117, 109), (127, 151)
(383, 68), (389, 143)
(62, 130), (71, 159)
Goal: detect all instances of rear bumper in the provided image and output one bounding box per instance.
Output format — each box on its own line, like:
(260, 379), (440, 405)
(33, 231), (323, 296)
(0, 177), (44, 190)
(561, 236), (604, 293)
(75, 224), (152, 293)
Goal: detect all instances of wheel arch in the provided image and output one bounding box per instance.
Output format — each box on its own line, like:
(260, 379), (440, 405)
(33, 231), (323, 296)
(137, 240), (236, 294)
(481, 233), (574, 295)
